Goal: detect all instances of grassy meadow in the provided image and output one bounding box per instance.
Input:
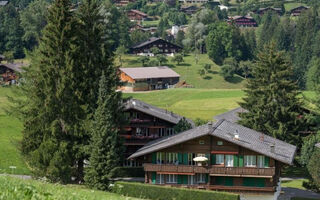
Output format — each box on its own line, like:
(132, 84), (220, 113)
(0, 175), (142, 200)
(119, 54), (246, 89)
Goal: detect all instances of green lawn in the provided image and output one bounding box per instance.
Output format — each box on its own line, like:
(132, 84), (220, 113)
(284, 2), (306, 12)
(0, 175), (142, 200)
(123, 88), (244, 121)
(0, 87), (29, 175)
(282, 179), (308, 190)
(141, 20), (159, 27)
(120, 54), (246, 89)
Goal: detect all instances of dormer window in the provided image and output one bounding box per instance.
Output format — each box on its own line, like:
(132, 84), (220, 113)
(199, 140), (205, 145)
(217, 141), (223, 146)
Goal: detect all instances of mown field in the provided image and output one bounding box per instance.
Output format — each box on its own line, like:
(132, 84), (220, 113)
(119, 54), (246, 89)
(0, 175), (142, 200)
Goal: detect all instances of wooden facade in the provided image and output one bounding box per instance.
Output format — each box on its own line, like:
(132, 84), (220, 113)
(137, 135), (282, 192)
(122, 109), (178, 167)
(130, 38), (182, 56)
(290, 6), (309, 17)
(228, 16), (258, 28)
(254, 7), (282, 16)
(0, 64), (20, 85)
(127, 9), (148, 21)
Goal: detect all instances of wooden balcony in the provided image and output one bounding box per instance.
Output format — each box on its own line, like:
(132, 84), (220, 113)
(144, 164), (275, 177)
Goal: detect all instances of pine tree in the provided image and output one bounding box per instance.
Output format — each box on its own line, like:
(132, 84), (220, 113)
(239, 43), (305, 144)
(174, 118), (192, 133)
(84, 73), (125, 190)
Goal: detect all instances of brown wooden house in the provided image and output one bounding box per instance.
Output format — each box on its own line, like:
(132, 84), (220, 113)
(228, 16), (258, 28)
(290, 6), (309, 17)
(180, 5), (199, 15)
(128, 119), (296, 192)
(254, 7), (282, 16)
(130, 37), (182, 56)
(122, 99), (194, 167)
(119, 66), (180, 91)
(0, 63), (23, 85)
(127, 9), (148, 21)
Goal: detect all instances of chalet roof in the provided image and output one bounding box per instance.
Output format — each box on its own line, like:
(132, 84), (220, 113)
(0, 63), (24, 72)
(130, 9), (147, 17)
(124, 98), (194, 127)
(0, 1), (8, 6)
(129, 119), (297, 165)
(231, 15), (254, 20)
(131, 37), (182, 49)
(290, 6), (309, 11)
(316, 143), (320, 148)
(214, 107), (247, 123)
(119, 66), (180, 79)
(0, 55), (4, 60)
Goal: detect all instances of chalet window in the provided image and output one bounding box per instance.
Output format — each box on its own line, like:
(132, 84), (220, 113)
(216, 154), (224, 165)
(166, 152), (178, 164)
(196, 173), (206, 183)
(188, 153), (196, 165)
(167, 128), (174, 136)
(199, 140), (205, 145)
(225, 155), (234, 167)
(244, 155), (257, 167)
(156, 152), (165, 164)
(159, 128), (165, 137)
(217, 141), (223, 146)
(257, 155), (265, 168)
(166, 174), (177, 183)
(188, 175), (195, 185)
(157, 174), (165, 184)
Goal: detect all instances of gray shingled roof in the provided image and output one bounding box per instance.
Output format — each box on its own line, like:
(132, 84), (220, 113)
(0, 1), (8, 6)
(316, 143), (320, 148)
(119, 66), (180, 80)
(131, 37), (182, 49)
(129, 119), (297, 165)
(214, 107), (247, 123)
(0, 63), (24, 72)
(124, 98), (194, 127)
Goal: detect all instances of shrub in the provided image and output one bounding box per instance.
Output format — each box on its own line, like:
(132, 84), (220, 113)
(113, 181), (240, 200)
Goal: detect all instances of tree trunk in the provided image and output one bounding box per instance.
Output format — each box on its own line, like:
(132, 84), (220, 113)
(76, 159), (84, 183)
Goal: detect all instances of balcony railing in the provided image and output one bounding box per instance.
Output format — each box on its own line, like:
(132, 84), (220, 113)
(144, 164), (275, 177)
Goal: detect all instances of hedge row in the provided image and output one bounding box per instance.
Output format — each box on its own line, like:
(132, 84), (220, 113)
(112, 167), (145, 177)
(113, 181), (240, 200)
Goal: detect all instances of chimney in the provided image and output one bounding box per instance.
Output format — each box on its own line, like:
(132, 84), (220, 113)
(234, 130), (239, 140)
(259, 134), (264, 142)
(208, 121), (213, 129)
(270, 144), (275, 153)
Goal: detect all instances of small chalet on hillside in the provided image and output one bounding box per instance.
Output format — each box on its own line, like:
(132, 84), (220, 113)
(180, 5), (199, 15)
(290, 6), (309, 16)
(228, 16), (258, 28)
(254, 7), (282, 16)
(128, 119), (296, 192)
(130, 37), (182, 56)
(0, 1), (8, 6)
(127, 9), (148, 21)
(119, 66), (180, 91)
(122, 99), (194, 166)
(0, 56), (24, 85)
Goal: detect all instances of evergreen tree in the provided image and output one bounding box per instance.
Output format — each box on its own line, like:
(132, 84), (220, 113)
(239, 43), (305, 144)
(84, 73), (125, 190)
(258, 12), (279, 50)
(20, 0), (80, 183)
(174, 118), (192, 133)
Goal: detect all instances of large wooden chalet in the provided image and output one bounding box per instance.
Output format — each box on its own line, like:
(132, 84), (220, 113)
(130, 37), (182, 56)
(119, 66), (180, 91)
(254, 7), (282, 16)
(228, 16), (258, 28)
(128, 119), (296, 192)
(290, 6), (309, 17)
(127, 9), (148, 21)
(122, 99), (194, 167)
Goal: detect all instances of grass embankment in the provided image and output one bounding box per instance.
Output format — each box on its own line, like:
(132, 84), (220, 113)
(123, 88), (244, 121)
(120, 54), (246, 89)
(0, 87), (29, 175)
(0, 175), (142, 200)
(284, 2), (306, 12)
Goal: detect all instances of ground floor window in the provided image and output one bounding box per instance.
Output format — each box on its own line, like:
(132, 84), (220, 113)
(166, 174), (178, 184)
(188, 175), (195, 185)
(196, 173), (206, 183)
(156, 174), (165, 184)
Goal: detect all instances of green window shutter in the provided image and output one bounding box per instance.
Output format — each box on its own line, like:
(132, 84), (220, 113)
(183, 175), (188, 184)
(152, 153), (157, 164)
(151, 172), (156, 184)
(264, 157), (270, 168)
(239, 155), (244, 167)
(256, 178), (265, 187)
(216, 177), (224, 185)
(178, 153), (183, 164)
(177, 175), (182, 184)
(211, 154), (216, 165)
(225, 177), (233, 186)
(234, 155), (239, 167)
(205, 174), (209, 183)
(183, 153), (188, 165)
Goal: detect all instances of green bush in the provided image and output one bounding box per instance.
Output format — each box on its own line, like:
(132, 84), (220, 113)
(113, 181), (240, 200)
(113, 167), (144, 178)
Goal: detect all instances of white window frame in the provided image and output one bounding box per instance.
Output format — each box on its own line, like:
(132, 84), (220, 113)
(216, 154), (224, 165)
(166, 174), (177, 184)
(217, 141), (223, 146)
(157, 174), (165, 184)
(188, 175), (195, 185)
(257, 155), (265, 168)
(166, 153), (178, 164)
(197, 173), (206, 183)
(244, 155), (257, 167)
(225, 155), (234, 167)
(188, 153), (195, 165)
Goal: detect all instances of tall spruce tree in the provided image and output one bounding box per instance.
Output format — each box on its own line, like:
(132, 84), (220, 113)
(239, 43), (305, 144)
(84, 72), (125, 190)
(20, 0), (85, 183)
